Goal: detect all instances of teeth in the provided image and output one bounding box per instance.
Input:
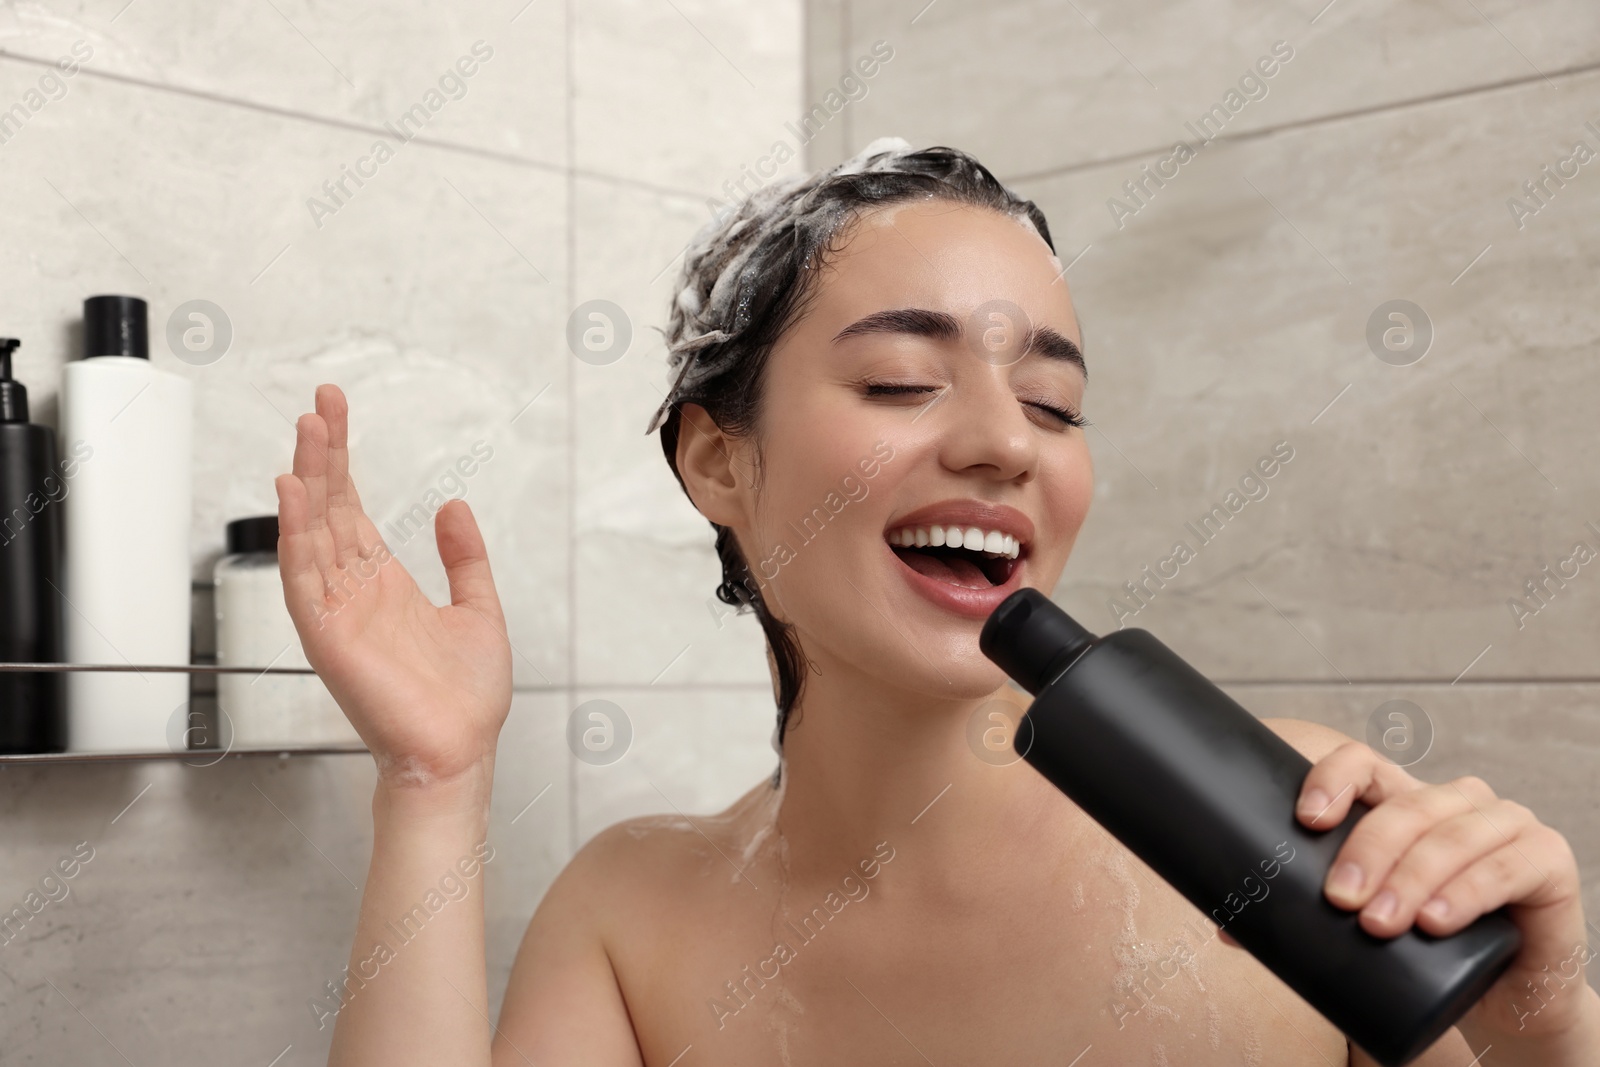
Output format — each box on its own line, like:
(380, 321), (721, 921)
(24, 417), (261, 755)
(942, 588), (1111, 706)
(887, 524), (1022, 560)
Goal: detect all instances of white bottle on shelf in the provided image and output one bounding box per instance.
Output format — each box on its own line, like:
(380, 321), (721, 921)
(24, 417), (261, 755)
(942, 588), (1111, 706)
(60, 295), (193, 751)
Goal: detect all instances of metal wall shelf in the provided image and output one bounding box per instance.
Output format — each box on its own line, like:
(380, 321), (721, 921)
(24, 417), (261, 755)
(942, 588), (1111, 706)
(0, 661), (368, 763)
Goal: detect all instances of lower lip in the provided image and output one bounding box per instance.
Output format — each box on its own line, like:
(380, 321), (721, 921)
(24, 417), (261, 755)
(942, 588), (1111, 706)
(885, 541), (1027, 620)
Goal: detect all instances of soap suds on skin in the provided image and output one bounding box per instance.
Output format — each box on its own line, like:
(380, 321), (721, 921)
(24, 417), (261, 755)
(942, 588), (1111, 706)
(1104, 846), (1172, 1021)
(766, 983), (804, 1067)
(1100, 839), (1212, 1028)
(1243, 1026), (1263, 1066)
(373, 753), (434, 787)
(623, 816), (694, 839)
(735, 758), (787, 882)
(1070, 881), (1085, 911)
(1206, 1000), (1222, 1050)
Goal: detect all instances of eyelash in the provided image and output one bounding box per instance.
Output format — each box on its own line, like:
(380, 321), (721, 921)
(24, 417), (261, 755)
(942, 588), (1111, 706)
(863, 382), (1087, 428)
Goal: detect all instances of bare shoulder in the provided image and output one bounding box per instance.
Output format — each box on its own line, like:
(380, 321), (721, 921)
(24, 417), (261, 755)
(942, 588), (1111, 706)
(493, 778), (781, 1067)
(491, 815), (652, 1066)
(1260, 716), (1362, 763)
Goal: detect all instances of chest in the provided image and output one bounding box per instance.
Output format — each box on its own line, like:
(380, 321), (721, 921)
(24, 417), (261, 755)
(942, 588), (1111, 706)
(619, 840), (1348, 1066)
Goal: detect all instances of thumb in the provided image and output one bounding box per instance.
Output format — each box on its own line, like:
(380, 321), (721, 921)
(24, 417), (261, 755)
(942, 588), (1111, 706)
(435, 499), (502, 619)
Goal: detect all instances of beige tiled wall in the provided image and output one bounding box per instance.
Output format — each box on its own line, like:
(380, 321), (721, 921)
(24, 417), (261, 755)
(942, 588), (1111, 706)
(0, 0), (797, 1061)
(807, 0), (1600, 984)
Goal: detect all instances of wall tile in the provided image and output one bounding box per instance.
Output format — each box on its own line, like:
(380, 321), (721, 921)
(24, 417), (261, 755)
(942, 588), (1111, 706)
(811, 0), (1600, 176)
(574, 0), (805, 193)
(571, 176), (774, 687)
(571, 685), (780, 847)
(0, 0), (565, 164)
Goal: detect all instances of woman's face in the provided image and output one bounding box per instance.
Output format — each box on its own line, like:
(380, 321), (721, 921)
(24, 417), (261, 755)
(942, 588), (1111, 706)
(688, 198), (1093, 700)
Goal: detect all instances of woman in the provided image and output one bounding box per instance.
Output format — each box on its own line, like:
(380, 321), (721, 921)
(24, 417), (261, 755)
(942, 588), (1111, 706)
(276, 140), (1598, 1065)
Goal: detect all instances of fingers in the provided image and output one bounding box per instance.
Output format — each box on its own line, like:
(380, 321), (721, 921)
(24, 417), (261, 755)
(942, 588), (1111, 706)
(316, 384), (371, 562)
(1415, 826), (1577, 940)
(275, 473), (325, 611)
(1336, 791), (1531, 936)
(1293, 740), (1588, 975)
(290, 410), (336, 576)
(1295, 740), (1419, 829)
(436, 499), (504, 623)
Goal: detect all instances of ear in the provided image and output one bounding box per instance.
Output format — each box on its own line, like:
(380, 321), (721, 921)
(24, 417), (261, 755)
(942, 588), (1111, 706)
(675, 402), (752, 528)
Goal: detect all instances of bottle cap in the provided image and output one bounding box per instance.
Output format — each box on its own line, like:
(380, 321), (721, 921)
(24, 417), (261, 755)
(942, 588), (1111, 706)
(0, 338), (27, 423)
(83, 295), (149, 360)
(979, 587), (1098, 695)
(226, 515), (280, 556)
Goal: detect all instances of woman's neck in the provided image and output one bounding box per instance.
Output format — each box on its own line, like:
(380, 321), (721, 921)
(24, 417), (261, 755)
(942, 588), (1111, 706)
(769, 646), (1082, 903)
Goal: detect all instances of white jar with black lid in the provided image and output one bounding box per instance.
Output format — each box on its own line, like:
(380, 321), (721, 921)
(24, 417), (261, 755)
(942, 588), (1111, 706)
(214, 514), (359, 748)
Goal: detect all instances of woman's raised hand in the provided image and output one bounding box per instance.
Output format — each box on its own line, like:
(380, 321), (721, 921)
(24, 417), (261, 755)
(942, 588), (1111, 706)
(274, 384), (513, 790)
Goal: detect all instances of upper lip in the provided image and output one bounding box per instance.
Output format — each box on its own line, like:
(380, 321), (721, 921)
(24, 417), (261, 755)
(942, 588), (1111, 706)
(884, 499), (1036, 550)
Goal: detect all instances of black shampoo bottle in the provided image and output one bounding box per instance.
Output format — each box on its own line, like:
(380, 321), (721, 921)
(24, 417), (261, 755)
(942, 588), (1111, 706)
(980, 587), (1520, 1067)
(0, 338), (66, 753)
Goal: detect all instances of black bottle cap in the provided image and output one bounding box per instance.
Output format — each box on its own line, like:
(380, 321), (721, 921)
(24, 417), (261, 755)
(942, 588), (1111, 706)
(226, 515), (279, 555)
(0, 338), (26, 423)
(84, 295), (149, 360)
(979, 587), (1098, 695)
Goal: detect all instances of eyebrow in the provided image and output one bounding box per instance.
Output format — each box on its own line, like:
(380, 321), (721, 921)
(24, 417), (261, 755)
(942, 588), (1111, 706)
(831, 306), (1087, 379)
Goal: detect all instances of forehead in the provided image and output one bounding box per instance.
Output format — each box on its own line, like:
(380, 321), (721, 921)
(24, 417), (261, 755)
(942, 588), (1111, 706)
(806, 199), (1080, 344)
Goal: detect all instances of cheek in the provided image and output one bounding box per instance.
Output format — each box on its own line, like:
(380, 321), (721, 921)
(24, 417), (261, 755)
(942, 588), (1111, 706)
(1042, 438), (1094, 554)
(747, 403), (894, 602)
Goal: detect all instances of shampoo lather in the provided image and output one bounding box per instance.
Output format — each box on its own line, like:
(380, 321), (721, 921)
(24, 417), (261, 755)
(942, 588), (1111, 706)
(979, 588), (1521, 1067)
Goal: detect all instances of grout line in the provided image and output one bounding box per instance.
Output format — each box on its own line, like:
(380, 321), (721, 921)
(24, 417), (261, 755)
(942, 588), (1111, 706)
(1002, 58), (1600, 187)
(0, 48), (707, 204)
(564, 0), (579, 863)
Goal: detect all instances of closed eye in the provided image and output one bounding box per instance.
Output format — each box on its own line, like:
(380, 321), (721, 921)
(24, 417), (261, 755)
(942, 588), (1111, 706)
(863, 382), (1085, 428)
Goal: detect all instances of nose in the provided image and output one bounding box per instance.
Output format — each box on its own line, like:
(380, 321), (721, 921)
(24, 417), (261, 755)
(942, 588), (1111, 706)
(932, 368), (1039, 483)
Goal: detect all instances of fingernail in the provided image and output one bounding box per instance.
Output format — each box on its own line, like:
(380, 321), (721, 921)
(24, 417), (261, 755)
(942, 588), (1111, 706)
(1365, 889), (1397, 922)
(1422, 897), (1450, 922)
(1328, 861), (1364, 896)
(1300, 788), (1330, 818)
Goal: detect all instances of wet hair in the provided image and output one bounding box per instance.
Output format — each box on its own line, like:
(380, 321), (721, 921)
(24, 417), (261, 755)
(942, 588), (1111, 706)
(648, 138), (1057, 784)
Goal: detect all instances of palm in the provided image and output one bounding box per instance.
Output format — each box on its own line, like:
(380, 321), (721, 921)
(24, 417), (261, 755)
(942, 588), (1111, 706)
(274, 384), (512, 784)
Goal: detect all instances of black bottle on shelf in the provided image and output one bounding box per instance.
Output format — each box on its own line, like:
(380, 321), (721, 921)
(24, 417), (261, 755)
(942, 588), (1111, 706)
(0, 338), (66, 753)
(980, 587), (1521, 1067)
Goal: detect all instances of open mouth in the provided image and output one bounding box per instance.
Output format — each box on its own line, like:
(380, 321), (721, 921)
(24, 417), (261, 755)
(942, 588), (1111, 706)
(886, 524), (1024, 589)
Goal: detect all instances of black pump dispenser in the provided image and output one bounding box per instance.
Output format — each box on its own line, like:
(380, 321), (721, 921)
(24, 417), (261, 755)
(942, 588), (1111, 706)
(980, 588), (1522, 1067)
(0, 338), (67, 752)
(1, 338), (30, 422)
